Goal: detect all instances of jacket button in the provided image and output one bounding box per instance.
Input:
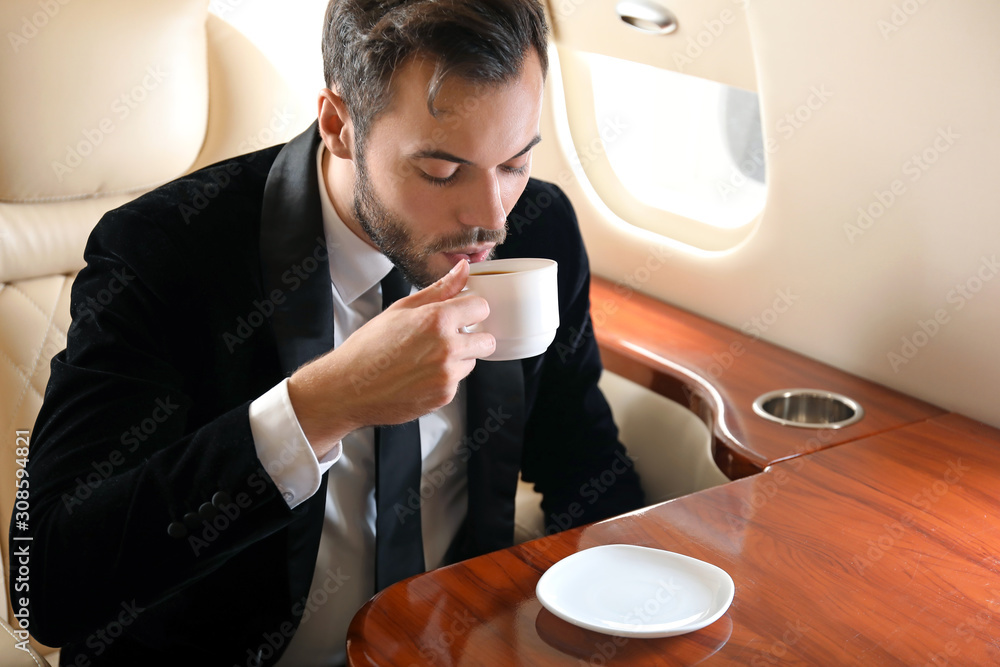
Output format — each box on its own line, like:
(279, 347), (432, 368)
(167, 522), (187, 539)
(212, 491), (232, 508)
(199, 502), (219, 520)
(183, 512), (202, 531)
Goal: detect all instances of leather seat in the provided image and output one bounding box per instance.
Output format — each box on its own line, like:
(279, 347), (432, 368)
(0, 1), (306, 662)
(513, 370), (730, 543)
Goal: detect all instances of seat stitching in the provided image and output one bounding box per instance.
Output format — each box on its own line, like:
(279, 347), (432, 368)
(1, 275), (70, 433)
(4, 301), (57, 436)
(4, 284), (50, 319)
(0, 620), (44, 666)
(0, 180), (160, 204)
(0, 348), (28, 381)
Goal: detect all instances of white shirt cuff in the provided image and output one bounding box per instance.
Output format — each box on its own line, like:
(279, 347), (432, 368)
(249, 378), (341, 509)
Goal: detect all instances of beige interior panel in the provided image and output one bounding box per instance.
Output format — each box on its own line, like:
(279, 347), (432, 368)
(549, 0), (757, 91)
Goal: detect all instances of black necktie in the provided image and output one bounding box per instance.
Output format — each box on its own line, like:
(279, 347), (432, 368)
(374, 268), (425, 591)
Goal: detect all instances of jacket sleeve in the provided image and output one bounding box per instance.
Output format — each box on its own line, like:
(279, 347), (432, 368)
(15, 205), (300, 647)
(516, 182), (646, 530)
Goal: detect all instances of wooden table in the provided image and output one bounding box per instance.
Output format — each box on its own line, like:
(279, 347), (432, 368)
(347, 413), (1000, 665)
(589, 277), (945, 479)
(346, 280), (998, 665)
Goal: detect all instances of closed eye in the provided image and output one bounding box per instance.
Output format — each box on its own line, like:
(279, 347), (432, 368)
(501, 163), (529, 176)
(420, 169), (460, 187)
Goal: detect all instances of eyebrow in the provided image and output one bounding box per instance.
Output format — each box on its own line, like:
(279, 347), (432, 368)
(408, 134), (542, 167)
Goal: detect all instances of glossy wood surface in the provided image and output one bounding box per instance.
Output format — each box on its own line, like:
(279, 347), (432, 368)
(347, 415), (1000, 666)
(589, 277), (946, 478)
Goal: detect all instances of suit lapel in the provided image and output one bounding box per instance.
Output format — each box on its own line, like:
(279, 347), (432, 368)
(463, 359), (526, 556)
(255, 122), (333, 627)
(259, 121), (334, 376)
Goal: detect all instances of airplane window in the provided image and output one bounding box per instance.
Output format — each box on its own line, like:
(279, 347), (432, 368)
(586, 53), (765, 230)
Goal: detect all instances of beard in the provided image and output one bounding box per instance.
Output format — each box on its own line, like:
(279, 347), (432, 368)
(352, 158), (507, 288)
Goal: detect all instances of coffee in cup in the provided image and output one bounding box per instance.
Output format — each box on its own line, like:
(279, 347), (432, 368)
(463, 258), (559, 361)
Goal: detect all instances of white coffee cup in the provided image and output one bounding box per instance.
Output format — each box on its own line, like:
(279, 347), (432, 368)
(464, 258), (559, 361)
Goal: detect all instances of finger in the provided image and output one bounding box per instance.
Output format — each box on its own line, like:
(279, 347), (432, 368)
(401, 259), (470, 308)
(460, 331), (497, 360)
(446, 292), (491, 330)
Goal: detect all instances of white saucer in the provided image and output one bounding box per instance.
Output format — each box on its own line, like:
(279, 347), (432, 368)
(535, 544), (735, 638)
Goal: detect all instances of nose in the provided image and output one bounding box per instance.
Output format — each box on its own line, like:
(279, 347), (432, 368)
(458, 170), (507, 230)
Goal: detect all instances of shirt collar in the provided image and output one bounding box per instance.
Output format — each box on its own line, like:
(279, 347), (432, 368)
(316, 144), (394, 305)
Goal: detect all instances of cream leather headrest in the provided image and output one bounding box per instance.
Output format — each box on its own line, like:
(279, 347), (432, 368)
(0, 0), (209, 202)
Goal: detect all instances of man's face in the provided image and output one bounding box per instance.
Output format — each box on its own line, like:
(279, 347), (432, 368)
(352, 50), (545, 288)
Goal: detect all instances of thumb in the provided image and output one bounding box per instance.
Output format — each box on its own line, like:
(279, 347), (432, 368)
(403, 260), (470, 307)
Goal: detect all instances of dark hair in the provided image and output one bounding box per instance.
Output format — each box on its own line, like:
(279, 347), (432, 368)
(322, 0), (549, 147)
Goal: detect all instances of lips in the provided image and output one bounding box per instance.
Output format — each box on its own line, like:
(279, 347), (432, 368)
(443, 245), (494, 264)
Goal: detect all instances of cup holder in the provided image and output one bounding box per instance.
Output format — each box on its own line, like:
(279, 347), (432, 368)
(752, 389), (864, 429)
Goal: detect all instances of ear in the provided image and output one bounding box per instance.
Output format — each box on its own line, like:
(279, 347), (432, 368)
(317, 87), (354, 160)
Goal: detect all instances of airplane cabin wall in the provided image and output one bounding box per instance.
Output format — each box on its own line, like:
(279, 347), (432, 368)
(534, 0), (1000, 429)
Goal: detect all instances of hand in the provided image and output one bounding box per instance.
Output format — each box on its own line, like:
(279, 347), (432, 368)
(287, 260), (495, 457)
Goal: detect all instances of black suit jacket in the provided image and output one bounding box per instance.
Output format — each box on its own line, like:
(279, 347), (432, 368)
(19, 124), (643, 665)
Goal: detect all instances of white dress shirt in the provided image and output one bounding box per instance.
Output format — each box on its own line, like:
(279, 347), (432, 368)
(248, 145), (468, 665)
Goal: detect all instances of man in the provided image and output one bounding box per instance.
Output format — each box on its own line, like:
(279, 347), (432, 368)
(18, 0), (643, 664)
